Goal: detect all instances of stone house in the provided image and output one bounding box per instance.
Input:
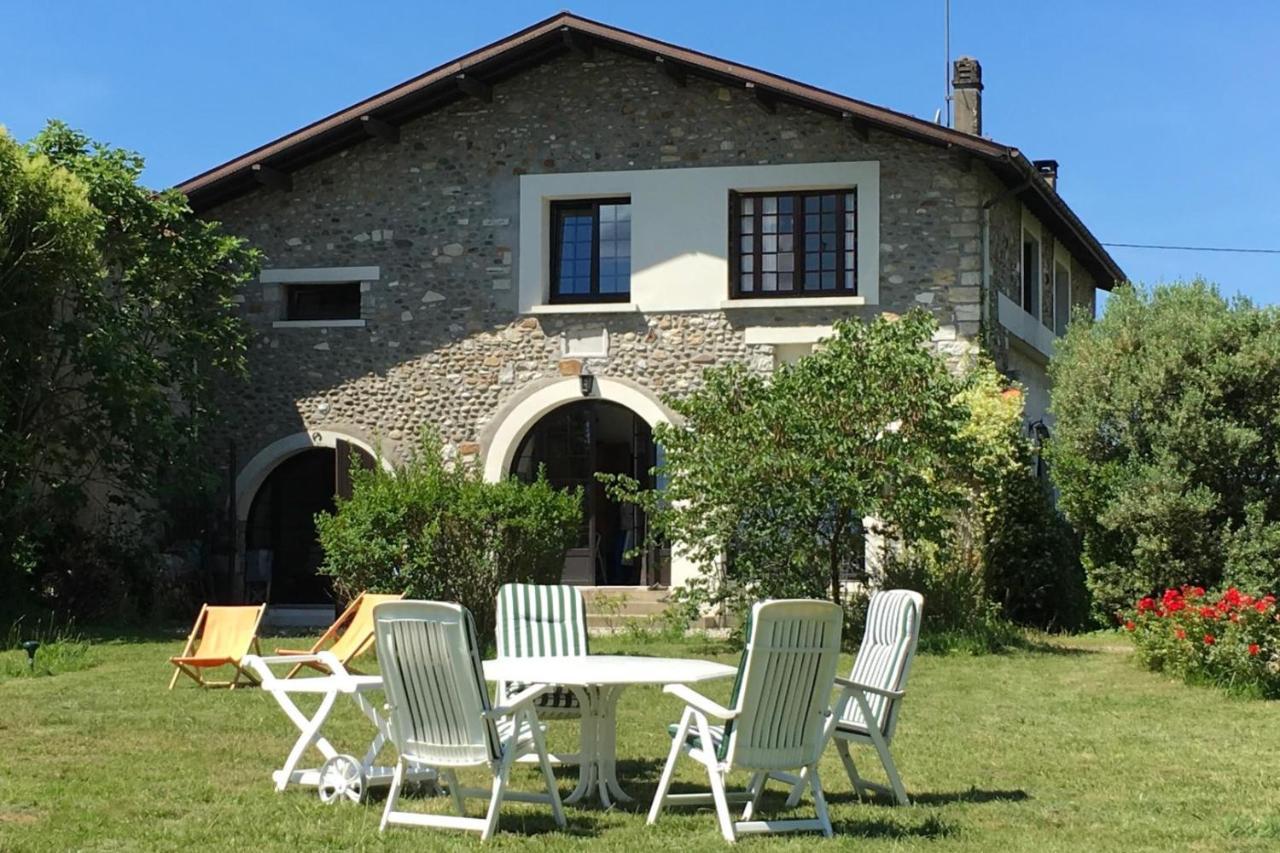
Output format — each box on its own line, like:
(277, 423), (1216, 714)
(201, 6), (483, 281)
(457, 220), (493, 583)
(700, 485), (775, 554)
(178, 13), (1123, 618)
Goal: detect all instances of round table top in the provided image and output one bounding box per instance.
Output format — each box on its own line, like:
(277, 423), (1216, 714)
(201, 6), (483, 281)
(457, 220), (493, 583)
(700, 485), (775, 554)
(483, 654), (736, 687)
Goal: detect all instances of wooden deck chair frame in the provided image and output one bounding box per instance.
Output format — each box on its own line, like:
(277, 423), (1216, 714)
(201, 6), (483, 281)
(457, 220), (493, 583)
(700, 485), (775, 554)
(374, 600), (565, 843)
(274, 591), (404, 678)
(168, 604), (266, 690)
(648, 599), (844, 843)
(780, 589), (923, 807)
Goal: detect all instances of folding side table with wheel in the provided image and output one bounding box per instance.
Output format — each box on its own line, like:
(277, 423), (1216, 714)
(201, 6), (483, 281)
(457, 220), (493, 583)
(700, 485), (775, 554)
(243, 652), (435, 804)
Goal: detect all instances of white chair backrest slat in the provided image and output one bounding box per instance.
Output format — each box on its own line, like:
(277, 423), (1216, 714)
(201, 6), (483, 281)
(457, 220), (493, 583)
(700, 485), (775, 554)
(727, 599), (844, 771)
(842, 589), (923, 739)
(375, 600), (500, 767)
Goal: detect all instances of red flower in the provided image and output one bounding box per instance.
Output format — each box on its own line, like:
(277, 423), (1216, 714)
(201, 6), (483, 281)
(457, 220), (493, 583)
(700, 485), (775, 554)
(1255, 601), (1269, 614)
(1137, 597), (1156, 612)
(1192, 587), (1206, 598)
(1249, 644), (1261, 656)
(1199, 607), (1218, 619)
(1124, 620), (1136, 632)
(1203, 634), (1216, 646)
(1174, 628), (1186, 640)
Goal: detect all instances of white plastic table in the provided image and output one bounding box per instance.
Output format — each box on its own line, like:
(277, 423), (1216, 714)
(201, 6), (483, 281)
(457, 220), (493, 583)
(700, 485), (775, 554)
(483, 654), (736, 808)
(243, 652), (434, 803)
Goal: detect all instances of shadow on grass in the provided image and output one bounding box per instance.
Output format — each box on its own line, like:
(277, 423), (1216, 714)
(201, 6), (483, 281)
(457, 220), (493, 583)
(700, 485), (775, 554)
(910, 787), (1030, 806)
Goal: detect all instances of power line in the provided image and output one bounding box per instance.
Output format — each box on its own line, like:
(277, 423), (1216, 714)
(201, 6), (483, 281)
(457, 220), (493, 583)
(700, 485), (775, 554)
(1103, 242), (1280, 255)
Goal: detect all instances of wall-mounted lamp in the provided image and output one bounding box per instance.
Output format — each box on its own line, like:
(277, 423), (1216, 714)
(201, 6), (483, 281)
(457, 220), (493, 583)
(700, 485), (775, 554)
(579, 365), (594, 397)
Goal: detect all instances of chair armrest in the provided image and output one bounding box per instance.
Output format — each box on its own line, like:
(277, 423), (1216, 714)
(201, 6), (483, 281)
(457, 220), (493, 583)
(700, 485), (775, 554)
(484, 682), (552, 718)
(664, 683), (738, 720)
(834, 676), (905, 700)
(272, 647), (314, 657)
(243, 652), (350, 682)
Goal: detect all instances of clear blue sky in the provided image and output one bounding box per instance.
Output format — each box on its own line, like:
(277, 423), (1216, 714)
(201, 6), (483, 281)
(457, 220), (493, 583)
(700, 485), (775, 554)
(4, 1), (1278, 305)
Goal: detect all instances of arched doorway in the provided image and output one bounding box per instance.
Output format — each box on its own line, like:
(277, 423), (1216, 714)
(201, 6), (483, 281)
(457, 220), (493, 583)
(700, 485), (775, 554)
(243, 440), (374, 605)
(510, 400), (661, 586)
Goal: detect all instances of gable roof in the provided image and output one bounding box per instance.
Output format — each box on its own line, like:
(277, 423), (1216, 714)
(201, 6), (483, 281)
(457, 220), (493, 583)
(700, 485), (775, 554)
(176, 11), (1123, 287)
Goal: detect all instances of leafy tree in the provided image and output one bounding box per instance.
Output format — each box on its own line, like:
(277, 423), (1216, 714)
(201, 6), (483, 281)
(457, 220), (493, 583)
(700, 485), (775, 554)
(314, 434), (582, 640)
(1049, 281), (1280, 619)
(0, 122), (257, 613)
(604, 311), (975, 625)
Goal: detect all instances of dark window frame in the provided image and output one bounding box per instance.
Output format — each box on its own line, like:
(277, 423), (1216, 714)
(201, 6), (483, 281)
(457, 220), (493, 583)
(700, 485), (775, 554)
(283, 281), (362, 321)
(728, 188), (858, 299)
(549, 197), (632, 304)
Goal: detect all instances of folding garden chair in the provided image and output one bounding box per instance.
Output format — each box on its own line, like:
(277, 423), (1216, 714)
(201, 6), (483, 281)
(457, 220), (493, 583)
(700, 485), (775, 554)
(374, 600), (565, 842)
(168, 604), (266, 689)
(648, 599), (844, 842)
(274, 591), (403, 677)
(495, 583), (588, 765)
(783, 588), (923, 807)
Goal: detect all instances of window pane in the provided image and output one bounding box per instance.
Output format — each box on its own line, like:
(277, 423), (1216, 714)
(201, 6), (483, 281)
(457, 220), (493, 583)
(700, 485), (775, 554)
(779, 214), (793, 232)
(762, 234), (777, 253)
(740, 274), (754, 292)
(286, 282), (361, 321)
(778, 272), (793, 290)
(740, 197), (754, 215)
(762, 196), (778, 215)
(820, 233), (836, 251)
(845, 213), (856, 231)
(778, 253), (794, 272)
(600, 241), (615, 258)
(779, 234), (793, 252)
(804, 196), (819, 212)
(599, 204), (616, 222)
(762, 272), (777, 291)
(778, 196), (794, 214)
(844, 192), (855, 209)
(820, 194), (836, 212)
(740, 215), (755, 235)
(762, 254), (777, 272)
(804, 270), (819, 289)
(741, 255), (754, 272)
(822, 252), (835, 270)
(740, 235), (753, 253)
(762, 215), (777, 234)
(805, 214), (819, 232)
(821, 271), (835, 289)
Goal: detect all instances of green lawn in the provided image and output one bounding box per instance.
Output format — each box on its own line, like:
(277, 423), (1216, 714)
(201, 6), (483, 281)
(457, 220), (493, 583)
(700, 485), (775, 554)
(1, 630), (1277, 851)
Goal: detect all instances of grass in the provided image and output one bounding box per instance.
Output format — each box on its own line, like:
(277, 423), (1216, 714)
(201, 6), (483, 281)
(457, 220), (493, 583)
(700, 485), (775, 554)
(0, 616), (97, 681)
(0, 630), (1276, 851)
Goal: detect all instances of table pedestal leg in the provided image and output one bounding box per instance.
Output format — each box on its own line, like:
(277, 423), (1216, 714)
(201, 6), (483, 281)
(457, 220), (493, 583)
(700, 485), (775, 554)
(562, 685), (633, 808)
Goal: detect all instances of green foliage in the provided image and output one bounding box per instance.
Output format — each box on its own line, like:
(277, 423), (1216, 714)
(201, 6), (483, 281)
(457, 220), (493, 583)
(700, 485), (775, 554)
(604, 311), (975, 629)
(1048, 281), (1280, 619)
(0, 122), (258, 614)
(314, 434), (581, 640)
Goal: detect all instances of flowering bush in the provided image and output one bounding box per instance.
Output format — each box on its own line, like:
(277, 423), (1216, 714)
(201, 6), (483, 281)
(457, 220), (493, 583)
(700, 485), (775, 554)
(1128, 586), (1280, 698)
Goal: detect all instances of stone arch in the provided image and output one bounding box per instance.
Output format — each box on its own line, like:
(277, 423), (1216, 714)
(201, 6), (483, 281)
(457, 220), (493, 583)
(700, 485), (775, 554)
(234, 427), (392, 522)
(480, 376), (677, 482)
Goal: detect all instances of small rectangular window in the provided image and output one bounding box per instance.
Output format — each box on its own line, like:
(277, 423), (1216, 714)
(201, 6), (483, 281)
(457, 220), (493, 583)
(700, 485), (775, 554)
(1021, 231), (1041, 318)
(731, 189), (856, 298)
(285, 282), (361, 321)
(1053, 259), (1071, 335)
(550, 198), (631, 303)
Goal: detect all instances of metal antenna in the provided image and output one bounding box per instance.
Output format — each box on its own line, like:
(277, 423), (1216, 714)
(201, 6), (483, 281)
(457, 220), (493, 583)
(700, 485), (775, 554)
(944, 0), (952, 127)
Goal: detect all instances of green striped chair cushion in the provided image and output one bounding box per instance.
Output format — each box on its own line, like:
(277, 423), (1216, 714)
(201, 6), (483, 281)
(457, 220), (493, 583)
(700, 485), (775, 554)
(496, 583), (589, 718)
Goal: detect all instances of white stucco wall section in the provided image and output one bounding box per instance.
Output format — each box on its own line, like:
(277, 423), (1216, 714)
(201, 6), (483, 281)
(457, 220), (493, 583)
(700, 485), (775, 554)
(518, 161), (880, 313)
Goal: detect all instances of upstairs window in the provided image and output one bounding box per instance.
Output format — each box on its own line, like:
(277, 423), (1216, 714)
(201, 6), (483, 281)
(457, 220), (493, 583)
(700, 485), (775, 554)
(731, 189), (856, 298)
(1021, 229), (1042, 319)
(550, 198), (631, 303)
(284, 282), (361, 321)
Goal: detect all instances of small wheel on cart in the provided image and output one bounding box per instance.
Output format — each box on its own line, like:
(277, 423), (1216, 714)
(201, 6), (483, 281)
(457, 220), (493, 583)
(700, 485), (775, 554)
(318, 754), (365, 804)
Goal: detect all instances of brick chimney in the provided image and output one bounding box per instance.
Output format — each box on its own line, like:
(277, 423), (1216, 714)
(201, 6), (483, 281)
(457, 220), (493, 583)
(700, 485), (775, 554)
(1033, 159), (1059, 191)
(951, 56), (983, 136)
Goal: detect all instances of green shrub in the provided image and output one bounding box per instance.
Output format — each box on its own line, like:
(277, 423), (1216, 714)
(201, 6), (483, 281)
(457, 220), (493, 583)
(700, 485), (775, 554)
(315, 434), (581, 641)
(1049, 281), (1280, 620)
(1128, 586), (1280, 698)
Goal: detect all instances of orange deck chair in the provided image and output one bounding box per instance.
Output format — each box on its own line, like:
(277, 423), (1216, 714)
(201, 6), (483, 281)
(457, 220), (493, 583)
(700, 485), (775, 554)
(274, 592), (404, 677)
(168, 604), (266, 690)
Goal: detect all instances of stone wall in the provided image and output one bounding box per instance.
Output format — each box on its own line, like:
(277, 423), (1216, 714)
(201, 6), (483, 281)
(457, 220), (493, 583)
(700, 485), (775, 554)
(205, 47), (1016, 469)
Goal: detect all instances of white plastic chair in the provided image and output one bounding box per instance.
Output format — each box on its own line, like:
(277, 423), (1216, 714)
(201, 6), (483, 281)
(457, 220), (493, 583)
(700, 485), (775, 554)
(648, 599), (844, 842)
(373, 600), (565, 842)
(785, 588), (923, 807)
